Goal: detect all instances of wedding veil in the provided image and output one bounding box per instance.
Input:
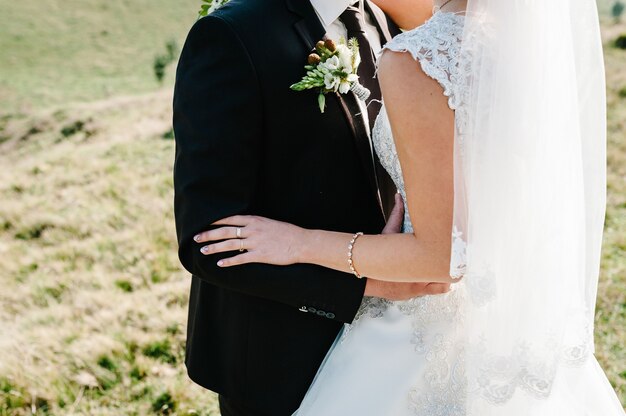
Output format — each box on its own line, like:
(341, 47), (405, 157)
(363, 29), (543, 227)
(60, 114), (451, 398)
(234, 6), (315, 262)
(454, 0), (612, 413)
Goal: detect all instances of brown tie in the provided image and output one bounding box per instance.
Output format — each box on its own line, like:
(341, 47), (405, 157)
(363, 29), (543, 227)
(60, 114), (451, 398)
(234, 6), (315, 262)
(340, 5), (397, 219)
(339, 5), (382, 130)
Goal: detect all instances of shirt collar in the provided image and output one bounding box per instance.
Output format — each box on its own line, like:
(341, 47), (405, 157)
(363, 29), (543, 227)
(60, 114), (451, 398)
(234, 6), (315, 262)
(309, 0), (360, 29)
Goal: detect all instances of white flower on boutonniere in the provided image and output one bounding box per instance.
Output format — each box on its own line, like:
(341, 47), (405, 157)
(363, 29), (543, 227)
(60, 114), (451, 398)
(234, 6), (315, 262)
(290, 38), (370, 113)
(198, 0), (229, 18)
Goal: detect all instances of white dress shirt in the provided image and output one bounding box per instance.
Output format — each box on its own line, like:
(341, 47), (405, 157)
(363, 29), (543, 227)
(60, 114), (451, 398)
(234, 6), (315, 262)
(309, 0), (382, 139)
(309, 0), (382, 54)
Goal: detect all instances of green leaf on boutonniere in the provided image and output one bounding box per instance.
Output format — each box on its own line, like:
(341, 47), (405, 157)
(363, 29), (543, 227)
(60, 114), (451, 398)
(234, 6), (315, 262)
(318, 93), (326, 114)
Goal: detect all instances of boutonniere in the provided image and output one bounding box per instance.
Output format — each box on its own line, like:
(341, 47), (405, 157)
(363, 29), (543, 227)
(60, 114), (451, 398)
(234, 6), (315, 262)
(198, 0), (228, 18)
(290, 38), (370, 113)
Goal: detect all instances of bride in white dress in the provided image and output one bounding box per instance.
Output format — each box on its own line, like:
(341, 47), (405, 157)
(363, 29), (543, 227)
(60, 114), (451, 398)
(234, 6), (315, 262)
(196, 0), (626, 414)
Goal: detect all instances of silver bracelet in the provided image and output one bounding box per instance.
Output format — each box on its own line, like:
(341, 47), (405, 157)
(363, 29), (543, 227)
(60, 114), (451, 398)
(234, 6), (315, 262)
(348, 232), (364, 279)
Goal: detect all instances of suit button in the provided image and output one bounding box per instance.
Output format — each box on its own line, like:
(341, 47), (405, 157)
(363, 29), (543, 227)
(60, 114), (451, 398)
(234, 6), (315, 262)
(326, 312), (335, 319)
(308, 307), (317, 313)
(316, 310), (326, 316)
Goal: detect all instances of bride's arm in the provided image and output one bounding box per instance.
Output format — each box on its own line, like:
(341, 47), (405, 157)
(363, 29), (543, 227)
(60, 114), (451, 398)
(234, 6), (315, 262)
(196, 51), (455, 284)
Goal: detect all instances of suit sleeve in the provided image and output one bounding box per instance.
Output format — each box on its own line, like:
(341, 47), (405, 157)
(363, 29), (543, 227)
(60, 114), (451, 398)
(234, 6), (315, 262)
(173, 15), (366, 324)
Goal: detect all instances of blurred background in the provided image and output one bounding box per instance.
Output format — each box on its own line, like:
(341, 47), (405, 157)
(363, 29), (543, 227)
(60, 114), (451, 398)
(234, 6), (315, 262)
(0, 0), (624, 414)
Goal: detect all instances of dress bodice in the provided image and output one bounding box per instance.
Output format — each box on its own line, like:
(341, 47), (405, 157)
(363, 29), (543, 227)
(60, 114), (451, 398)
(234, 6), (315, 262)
(338, 14), (470, 413)
(347, 10), (468, 319)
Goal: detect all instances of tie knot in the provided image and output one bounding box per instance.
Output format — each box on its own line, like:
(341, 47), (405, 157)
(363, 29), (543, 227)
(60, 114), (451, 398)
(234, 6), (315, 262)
(340, 6), (366, 35)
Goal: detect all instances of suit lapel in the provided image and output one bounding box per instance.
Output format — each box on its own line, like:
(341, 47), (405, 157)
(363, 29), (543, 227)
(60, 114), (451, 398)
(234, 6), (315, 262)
(335, 93), (380, 207)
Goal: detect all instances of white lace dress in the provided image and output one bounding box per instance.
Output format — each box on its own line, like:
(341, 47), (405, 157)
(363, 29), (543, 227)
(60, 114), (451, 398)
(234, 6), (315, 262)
(294, 12), (469, 416)
(294, 11), (624, 416)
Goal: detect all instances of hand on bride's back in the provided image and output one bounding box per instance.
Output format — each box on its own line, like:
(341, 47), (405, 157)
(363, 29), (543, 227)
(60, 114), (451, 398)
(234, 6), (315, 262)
(364, 278), (450, 300)
(368, 193), (451, 300)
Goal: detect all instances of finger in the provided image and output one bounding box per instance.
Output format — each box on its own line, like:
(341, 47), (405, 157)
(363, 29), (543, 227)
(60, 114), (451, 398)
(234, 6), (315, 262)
(200, 239), (249, 255)
(194, 227), (240, 243)
(424, 283), (451, 295)
(382, 194), (405, 234)
(217, 252), (257, 267)
(391, 193), (405, 217)
(212, 215), (254, 226)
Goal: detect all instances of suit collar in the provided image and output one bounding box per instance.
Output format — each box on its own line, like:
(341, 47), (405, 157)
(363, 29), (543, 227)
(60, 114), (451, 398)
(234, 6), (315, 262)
(286, 0), (325, 49)
(286, 0), (396, 48)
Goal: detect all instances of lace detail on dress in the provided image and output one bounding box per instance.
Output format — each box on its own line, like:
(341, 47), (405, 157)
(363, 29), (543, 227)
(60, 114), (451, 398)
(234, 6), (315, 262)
(467, 321), (592, 405)
(402, 287), (467, 414)
(352, 12), (471, 414)
(408, 342), (467, 416)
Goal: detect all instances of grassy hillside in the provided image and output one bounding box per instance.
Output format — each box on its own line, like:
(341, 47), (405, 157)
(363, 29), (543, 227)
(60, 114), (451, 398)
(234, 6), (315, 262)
(0, 1), (625, 415)
(599, 4), (626, 407)
(0, 0), (197, 113)
(0, 91), (220, 415)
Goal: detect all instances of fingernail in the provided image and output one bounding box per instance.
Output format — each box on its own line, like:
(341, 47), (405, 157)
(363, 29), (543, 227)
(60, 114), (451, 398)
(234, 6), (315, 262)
(217, 260), (224, 267)
(194, 235), (201, 242)
(201, 246), (209, 254)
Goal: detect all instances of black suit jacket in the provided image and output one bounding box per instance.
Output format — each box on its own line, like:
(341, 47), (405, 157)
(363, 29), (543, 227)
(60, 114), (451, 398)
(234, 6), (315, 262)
(173, 0), (400, 414)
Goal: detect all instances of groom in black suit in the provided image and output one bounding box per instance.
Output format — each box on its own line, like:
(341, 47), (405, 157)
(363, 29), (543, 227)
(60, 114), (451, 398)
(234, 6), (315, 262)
(173, 0), (431, 414)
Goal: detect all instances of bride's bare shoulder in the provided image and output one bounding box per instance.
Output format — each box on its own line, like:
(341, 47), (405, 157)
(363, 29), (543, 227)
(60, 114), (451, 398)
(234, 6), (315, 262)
(378, 51), (421, 101)
(378, 12), (464, 121)
(377, 49), (418, 84)
(378, 50), (451, 121)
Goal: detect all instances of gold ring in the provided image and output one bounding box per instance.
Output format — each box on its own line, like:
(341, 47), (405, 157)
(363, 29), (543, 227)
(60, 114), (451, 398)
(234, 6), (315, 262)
(236, 227), (242, 239)
(239, 239), (245, 252)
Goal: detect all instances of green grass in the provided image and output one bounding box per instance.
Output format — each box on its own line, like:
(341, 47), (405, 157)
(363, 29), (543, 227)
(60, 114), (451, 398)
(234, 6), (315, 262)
(0, 3), (217, 413)
(0, 0), (198, 113)
(597, 10), (626, 403)
(0, 1), (624, 414)
(0, 90), (220, 415)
